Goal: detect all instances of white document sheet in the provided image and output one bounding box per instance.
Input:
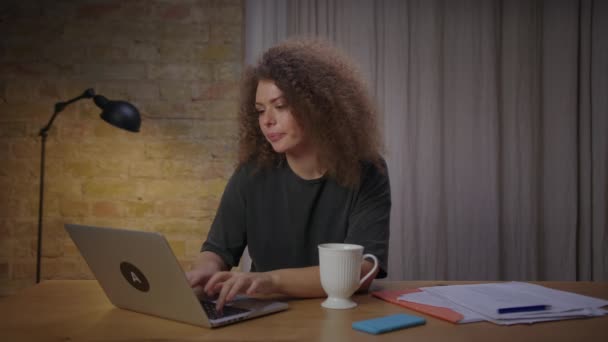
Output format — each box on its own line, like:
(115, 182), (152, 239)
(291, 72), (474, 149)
(419, 282), (608, 325)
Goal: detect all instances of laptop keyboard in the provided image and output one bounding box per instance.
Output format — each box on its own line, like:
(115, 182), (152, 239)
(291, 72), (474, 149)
(201, 300), (251, 320)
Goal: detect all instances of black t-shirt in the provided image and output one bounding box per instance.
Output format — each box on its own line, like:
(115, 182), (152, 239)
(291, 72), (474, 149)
(201, 159), (391, 278)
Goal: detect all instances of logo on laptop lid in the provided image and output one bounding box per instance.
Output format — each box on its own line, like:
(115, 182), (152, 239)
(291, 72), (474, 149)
(120, 262), (150, 292)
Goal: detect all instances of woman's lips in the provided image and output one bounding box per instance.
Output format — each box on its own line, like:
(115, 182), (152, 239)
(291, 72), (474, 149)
(267, 133), (285, 143)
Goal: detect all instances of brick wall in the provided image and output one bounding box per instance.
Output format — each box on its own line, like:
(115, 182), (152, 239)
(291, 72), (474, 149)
(0, 0), (243, 295)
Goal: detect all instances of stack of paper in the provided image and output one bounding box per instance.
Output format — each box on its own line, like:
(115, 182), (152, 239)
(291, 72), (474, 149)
(397, 290), (486, 323)
(372, 289), (466, 323)
(397, 282), (608, 325)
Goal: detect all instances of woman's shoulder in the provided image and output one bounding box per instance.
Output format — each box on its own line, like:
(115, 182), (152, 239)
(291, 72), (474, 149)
(356, 157), (390, 192)
(359, 157), (388, 176)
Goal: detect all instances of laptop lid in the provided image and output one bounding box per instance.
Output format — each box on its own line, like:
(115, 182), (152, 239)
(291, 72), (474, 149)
(64, 224), (287, 328)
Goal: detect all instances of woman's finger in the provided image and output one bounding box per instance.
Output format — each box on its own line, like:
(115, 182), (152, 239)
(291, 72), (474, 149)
(246, 278), (260, 295)
(204, 272), (230, 294)
(187, 270), (207, 287)
(225, 276), (248, 303)
(216, 276), (238, 311)
(185, 271), (194, 284)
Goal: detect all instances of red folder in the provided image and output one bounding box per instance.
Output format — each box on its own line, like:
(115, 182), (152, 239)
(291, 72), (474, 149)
(372, 288), (464, 323)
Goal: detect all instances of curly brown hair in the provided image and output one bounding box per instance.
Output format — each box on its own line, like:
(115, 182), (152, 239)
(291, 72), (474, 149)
(237, 38), (384, 187)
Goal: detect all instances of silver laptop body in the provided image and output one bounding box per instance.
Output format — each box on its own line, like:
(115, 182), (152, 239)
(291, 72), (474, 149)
(65, 224), (288, 328)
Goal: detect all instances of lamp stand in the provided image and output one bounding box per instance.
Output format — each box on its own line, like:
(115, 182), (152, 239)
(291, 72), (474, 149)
(36, 89), (95, 283)
(36, 130), (47, 284)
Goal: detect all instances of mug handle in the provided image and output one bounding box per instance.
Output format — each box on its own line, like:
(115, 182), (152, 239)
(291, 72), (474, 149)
(359, 254), (379, 285)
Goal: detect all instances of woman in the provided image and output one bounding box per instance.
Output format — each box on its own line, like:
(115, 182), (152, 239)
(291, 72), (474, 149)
(187, 38), (391, 311)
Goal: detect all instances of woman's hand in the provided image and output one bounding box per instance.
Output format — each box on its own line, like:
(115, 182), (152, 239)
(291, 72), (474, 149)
(204, 271), (278, 311)
(186, 251), (228, 293)
(185, 267), (216, 288)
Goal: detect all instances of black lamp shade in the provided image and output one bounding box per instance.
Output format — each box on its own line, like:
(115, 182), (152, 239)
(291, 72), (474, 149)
(94, 95), (141, 132)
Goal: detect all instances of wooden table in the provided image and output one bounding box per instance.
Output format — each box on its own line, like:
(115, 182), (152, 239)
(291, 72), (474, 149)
(1, 280), (607, 341)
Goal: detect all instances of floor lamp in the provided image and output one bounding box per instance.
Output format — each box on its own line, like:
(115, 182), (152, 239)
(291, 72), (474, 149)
(36, 88), (141, 283)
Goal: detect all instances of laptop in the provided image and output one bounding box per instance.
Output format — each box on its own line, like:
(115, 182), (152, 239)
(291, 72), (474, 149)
(65, 223), (288, 328)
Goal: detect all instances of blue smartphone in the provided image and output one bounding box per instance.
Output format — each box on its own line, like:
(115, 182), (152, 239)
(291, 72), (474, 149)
(352, 313), (426, 335)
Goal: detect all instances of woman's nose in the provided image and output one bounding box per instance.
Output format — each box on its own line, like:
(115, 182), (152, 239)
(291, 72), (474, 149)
(261, 110), (276, 127)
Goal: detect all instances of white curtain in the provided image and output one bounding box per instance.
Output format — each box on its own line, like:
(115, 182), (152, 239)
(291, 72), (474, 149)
(244, 0), (608, 281)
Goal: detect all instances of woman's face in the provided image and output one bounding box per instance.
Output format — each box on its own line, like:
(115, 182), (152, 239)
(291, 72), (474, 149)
(255, 79), (309, 155)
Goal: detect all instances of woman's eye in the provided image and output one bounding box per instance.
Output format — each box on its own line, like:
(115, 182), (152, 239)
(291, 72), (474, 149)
(255, 109), (265, 115)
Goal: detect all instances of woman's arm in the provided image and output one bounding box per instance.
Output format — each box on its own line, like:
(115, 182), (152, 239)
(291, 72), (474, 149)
(195, 251), (229, 271)
(205, 260), (378, 310)
(269, 260), (378, 297)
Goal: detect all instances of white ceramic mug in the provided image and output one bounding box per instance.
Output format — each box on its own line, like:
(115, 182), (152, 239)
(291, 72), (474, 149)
(318, 243), (379, 309)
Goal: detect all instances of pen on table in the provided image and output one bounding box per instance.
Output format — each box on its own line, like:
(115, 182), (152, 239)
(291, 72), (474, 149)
(497, 305), (551, 314)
